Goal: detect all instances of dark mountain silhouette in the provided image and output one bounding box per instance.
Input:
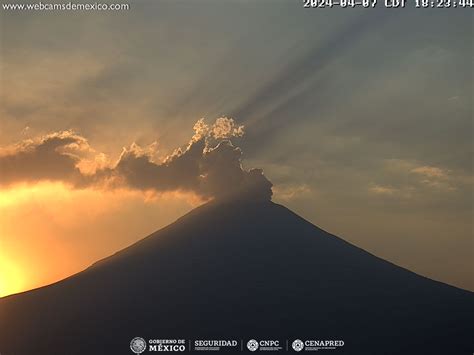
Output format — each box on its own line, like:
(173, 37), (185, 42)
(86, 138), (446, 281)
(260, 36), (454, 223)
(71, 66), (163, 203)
(0, 201), (472, 355)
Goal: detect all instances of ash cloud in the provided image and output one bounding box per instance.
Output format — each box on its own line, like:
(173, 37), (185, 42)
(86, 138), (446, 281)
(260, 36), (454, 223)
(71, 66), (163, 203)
(0, 118), (273, 202)
(0, 131), (90, 187)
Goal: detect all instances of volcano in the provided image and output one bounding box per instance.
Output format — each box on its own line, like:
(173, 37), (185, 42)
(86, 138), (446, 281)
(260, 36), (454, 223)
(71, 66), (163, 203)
(0, 201), (472, 355)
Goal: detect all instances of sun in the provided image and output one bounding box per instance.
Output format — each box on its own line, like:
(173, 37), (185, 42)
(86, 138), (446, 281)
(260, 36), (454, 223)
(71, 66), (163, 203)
(0, 253), (26, 297)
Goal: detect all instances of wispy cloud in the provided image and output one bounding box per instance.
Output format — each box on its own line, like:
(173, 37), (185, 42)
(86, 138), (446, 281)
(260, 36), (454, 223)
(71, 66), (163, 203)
(411, 166), (448, 179)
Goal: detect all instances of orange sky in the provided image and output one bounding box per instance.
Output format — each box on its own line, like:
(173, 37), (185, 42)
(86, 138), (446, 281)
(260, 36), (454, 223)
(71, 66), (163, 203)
(1, 3), (472, 297)
(0, 182), (197, 297)
(1, 177), (472, 297)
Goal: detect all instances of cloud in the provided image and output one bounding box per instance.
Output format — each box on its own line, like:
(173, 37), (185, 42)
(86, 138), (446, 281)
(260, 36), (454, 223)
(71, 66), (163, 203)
(368, 184), (414, 199)
(383, 159), (455, 188)
(0, 131), (92, 187)
(411, 166), (448, 179)
(0, 118), (273, 202)
(368, 159), (472, 201)
(369, 185), (397, 196)
(273, 184), (313, 201)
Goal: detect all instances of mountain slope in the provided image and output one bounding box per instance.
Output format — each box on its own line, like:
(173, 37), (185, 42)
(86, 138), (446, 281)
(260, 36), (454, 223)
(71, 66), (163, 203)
(0, 201), (472, 354)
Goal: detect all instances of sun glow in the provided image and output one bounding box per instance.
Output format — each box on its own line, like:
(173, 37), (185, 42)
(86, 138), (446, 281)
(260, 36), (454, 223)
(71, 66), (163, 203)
(0, 253), (26, 297)
(0, 182), (195, 297)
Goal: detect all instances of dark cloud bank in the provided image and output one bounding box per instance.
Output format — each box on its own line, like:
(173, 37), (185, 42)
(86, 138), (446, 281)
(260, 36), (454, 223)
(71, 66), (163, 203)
(0, 118), (273, 202)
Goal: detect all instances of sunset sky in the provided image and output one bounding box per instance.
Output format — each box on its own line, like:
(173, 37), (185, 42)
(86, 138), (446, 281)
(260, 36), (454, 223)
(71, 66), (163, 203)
(0, 1), (472, 297)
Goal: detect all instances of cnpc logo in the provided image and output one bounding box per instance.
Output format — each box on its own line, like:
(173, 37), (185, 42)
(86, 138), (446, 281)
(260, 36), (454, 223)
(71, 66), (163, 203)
(247, 339), (281, 351)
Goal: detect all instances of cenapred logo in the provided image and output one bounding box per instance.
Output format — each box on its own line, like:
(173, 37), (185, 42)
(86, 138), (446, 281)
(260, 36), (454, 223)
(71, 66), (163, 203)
(130, 337), (147, 354)
(292, 339), (344, 352)
(247, 339), (259, 351)
(292, 339), (304, 352)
